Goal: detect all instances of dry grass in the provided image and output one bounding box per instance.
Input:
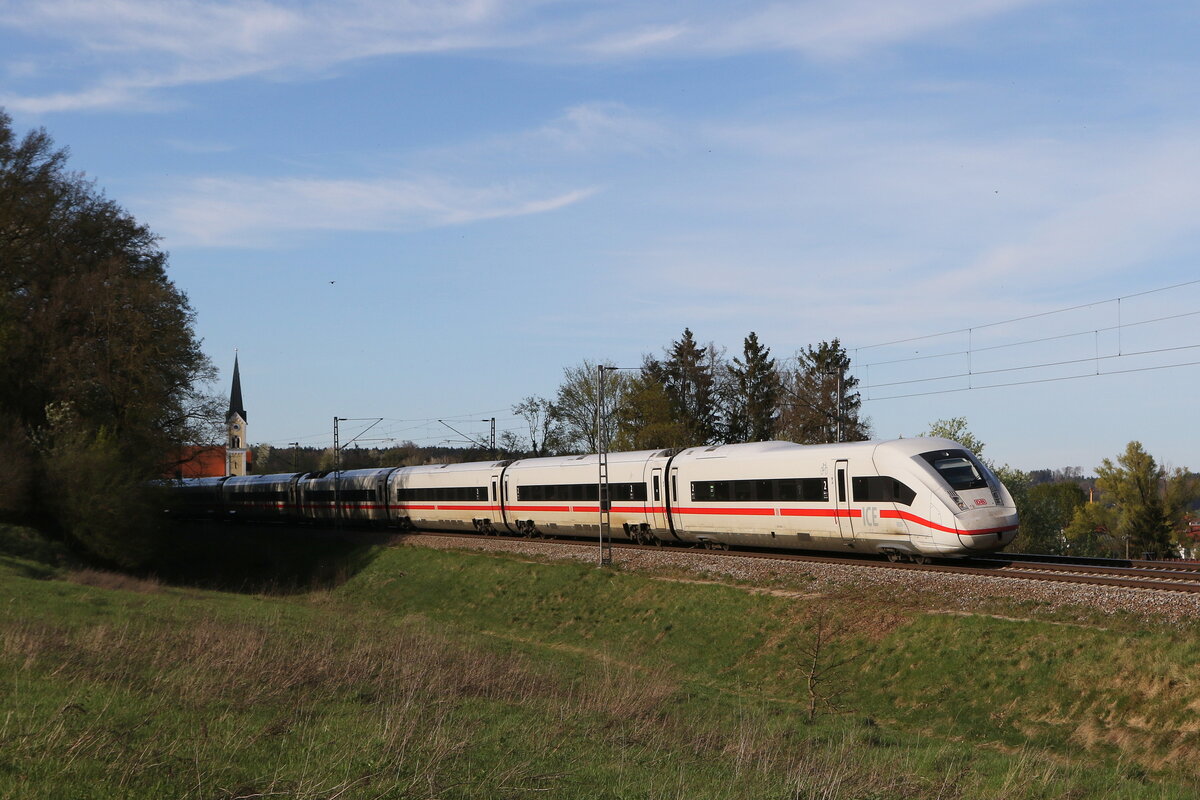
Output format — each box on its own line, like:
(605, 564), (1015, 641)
(66, 568), (161, 593)
(0, 603), (693, 798)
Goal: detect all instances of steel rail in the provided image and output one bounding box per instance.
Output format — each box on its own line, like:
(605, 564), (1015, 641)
(403, 531), (1200, 595)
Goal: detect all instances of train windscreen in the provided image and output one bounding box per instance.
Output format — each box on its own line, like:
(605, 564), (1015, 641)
(919, 449), (989, 491)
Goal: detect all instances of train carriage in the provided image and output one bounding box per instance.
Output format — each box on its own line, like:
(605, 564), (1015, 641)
(389, 460), (503, 534)
(160, 476), (228, 519)
(222, 472), (304, 523)
(299, 468), (395, 526)
(663, 438), (1017, 559)
(664, 441), (847, 550)
(500, 450), (663, 540)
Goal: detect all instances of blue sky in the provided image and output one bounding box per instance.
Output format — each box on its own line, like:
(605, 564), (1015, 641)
(3, 0), (1199, 473)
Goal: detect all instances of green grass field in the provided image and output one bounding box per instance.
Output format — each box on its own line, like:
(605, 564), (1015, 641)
(3, 524), (1200, 798)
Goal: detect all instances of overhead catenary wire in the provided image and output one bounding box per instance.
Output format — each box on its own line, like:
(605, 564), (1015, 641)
(865, 357), (1200, 402)
(849, 277), (1200, 402)
(853, 277), (1200, 354)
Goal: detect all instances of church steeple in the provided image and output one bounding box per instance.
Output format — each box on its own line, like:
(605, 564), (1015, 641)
(227, 352), (246, 424)
(225, 352), (248, 476)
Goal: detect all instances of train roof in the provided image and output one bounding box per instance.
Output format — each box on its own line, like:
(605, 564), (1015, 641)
(671, 438), (974, 462)
(506, 449), (666, 470)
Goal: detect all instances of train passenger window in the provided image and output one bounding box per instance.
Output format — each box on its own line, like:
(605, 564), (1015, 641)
(852, 476), (917, 506)
(801, 478), (828, 502)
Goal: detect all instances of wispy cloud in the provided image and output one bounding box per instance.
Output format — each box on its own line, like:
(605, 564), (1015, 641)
(0, 0), (528, 112)
(695, 0), (1050, 60)
(533, 103), (675, 156)
(0, 0), (1053, 113)
(151, 173), (596, 246)
(605, 117), (1200, 342)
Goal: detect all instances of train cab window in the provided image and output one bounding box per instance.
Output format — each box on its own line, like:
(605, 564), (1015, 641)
(920, 450), (989, 490)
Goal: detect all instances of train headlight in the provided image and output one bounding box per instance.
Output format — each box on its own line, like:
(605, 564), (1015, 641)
(949, 491), (968, 511)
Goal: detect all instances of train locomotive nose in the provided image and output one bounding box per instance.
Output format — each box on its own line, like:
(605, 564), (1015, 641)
(954, 507), (1019, 551)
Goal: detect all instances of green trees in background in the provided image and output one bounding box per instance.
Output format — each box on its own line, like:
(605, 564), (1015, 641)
(644, 328), (723, 446)
(1062, 441), (1198, 559)
(779, 339), (868, 444)
(535, 331), (867, 456)
(725, 331), (781, 444)
(920, 420), (1198, 558)
(0, 111), (220, 566)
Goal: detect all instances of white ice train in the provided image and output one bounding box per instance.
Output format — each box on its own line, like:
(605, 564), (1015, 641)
(165, 437), (1019, 561)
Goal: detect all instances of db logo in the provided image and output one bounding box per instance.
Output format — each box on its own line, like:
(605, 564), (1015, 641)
(974, 498), (988, 507)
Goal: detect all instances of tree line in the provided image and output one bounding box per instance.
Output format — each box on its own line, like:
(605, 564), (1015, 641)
(499, 329), (869, 458)
(922, 418), (1199, 560)
(0, 111), (221, 568)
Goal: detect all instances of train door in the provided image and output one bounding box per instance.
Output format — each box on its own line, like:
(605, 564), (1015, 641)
(490, 474), (501, 527)
(650, 468), (666, 531)
(669, 466), (686, 535)
(374, 473), (389, 525)
(834, 459), (855, 542)
(500, 474), (514, 534)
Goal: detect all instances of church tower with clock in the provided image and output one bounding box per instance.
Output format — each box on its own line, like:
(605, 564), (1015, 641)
(226, 353), (248, 477)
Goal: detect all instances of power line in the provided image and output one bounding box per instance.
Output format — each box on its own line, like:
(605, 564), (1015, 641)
(866, 357), (1200, 402)
(851, 277), (1200, 403)
(865, 342), (1200, 391)
(856, 308), (1200, 370)
(853, 277), (1200, 353)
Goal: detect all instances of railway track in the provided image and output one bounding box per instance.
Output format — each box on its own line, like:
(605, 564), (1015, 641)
(406, 530), (1200, 595)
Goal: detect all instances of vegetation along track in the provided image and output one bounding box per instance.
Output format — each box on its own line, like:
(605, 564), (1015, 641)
(410, 530), (1200, 595)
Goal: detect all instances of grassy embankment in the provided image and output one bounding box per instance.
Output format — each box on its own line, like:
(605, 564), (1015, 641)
(3, 522), (1200, 799)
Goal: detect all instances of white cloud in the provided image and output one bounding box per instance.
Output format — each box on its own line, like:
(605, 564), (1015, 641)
(700, 0), (1049, 60)
(0, 0), (1055, 112)
(152, 174), (596, 246)
(534, 102), (674, 155)
(0, 0), (528, 112)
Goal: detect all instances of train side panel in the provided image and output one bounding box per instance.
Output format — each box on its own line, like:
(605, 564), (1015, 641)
(222, 473), (304, 523)
(668, 442), (871, 551)
(501, 450), (661, 539)
(299, 468), (394, 526)
(390, 461), (503, 533)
